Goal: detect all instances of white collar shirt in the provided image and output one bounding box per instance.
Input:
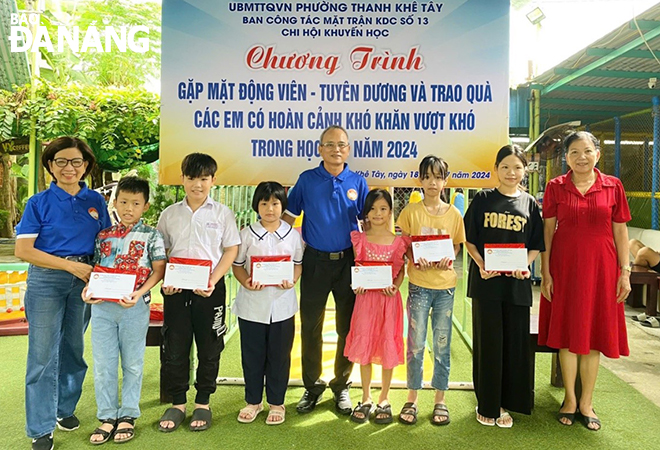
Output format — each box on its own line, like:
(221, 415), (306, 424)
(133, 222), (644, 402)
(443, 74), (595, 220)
(232, 221), (304, 324)
(157, 196), (241, 270)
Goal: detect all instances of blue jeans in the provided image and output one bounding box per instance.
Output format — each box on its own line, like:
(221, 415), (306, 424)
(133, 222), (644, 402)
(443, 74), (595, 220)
(406, 283), (455, 391)
(24, 265), (90, 438)
(91, 298), (149, 419)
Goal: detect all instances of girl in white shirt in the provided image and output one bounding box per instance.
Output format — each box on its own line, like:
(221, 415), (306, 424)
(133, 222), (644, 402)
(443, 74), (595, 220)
(232, 181), (304, 425)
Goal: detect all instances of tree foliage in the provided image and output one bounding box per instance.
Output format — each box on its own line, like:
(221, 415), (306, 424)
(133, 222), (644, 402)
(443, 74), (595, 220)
(20, 0), (161, 87)
(0, 81), (160, 171)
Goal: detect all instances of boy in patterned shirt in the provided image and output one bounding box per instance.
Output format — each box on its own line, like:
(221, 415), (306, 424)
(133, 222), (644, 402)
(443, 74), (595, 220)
(82, 176), (166, 444)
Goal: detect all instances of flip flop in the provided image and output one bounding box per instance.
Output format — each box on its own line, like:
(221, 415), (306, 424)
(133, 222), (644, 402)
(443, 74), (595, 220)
(189, 408), (212, 432)
(158, 408), (185, 433)
(475, 407), (495, 426)
(495, 411), (513, 428)
(398, 402), (417, 425)
(237, 404), (264, 423)
(641, 316), (660, 328)
(431, 403), (450, 426)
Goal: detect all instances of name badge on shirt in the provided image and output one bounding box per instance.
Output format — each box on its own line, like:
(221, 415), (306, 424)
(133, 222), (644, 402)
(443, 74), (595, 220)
(206, 222), (219, 229)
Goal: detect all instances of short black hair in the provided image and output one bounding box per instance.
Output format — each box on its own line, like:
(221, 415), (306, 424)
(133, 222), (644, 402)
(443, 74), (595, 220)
(116, 176), (150, 203)
(320, 125), (349, 143)
(495, 144), (527, 167)
(419, 155), (449, 180)
(252, 181), (288, 213)
(564, 131), (600, 152)
(362, 188), (392, 220)
(181, 153), (218, 178)
(41, 136), (96, 179)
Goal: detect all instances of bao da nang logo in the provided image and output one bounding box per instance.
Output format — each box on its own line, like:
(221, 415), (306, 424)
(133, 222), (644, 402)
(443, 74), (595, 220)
(8, 13), (150, 53)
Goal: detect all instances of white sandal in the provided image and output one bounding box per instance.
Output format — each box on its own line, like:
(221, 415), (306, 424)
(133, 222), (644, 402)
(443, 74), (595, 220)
(237, 404), (264, 423)
(496, 411), (513, 428)
(642, 316), (660, 328)
(266, 405), (285, 425)
(475, 407), (495, 426)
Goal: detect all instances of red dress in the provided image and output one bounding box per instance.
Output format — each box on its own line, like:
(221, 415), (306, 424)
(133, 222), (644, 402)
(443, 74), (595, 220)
(538, 170), (631, 358)
(344, 231), (410, 369)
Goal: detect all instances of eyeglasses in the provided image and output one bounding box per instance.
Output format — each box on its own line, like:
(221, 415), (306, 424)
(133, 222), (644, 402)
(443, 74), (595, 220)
(321, 142), (349, 149)
(53, 158), (85, 168)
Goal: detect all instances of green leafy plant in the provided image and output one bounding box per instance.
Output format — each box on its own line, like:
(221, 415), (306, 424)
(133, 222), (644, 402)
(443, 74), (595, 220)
(0, 81), (160, 172)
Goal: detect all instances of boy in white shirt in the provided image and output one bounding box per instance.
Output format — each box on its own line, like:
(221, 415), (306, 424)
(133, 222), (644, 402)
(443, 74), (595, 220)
(156, 153), (240, 432)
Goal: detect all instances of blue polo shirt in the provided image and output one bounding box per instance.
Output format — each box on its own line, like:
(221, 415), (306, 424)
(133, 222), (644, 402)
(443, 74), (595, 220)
(16, 182), (112, 256)
(286, 162), (368, 252)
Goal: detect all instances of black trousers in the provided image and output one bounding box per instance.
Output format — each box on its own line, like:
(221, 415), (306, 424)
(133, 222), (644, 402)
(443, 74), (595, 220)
(472, 297), (532, 419)
(162, 279), (226, 405)
(239, 316), (295, 405)
(300, 246), (356, 395)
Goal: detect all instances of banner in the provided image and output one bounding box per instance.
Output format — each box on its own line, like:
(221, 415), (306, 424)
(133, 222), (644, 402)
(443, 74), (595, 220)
(161, 0), (509, 187)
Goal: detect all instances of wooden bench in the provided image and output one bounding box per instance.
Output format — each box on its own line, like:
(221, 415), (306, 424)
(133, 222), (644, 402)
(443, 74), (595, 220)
(146, 320), (171, 403)
(530, 314), (563, 389)
(627, 271), (660, 317)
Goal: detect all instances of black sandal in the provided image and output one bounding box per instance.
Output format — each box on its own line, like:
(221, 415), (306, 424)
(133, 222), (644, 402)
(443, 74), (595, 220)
(350, 402), (374, 424)
(189, 408), (212, 431)
(581, 409), (601, 431)
(431, 403), (451, 426)
(557, 402), (578, 426)
(398, 402), (417, 425)
(90, 419), (116, 445)
(374, 403), (393, 425)
(114, 417), (135, 443)
(158, 407), (185, 432)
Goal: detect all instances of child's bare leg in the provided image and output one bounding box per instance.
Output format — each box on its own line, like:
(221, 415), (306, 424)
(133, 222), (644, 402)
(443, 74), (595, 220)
(352, 364), (373, 421)
(375, 368), (394, 421)
(360, 364), (373, 403)
(378, 368), (393, 406)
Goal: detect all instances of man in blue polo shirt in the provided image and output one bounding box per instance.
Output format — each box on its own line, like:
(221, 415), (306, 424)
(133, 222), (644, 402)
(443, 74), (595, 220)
(284, 125), (368, 415)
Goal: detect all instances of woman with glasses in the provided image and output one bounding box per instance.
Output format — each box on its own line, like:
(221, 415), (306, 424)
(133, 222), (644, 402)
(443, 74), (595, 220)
(15, 137), (111, 450)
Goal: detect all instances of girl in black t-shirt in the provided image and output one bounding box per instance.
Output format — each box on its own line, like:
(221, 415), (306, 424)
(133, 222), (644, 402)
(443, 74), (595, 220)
(464, 145), (544, 428)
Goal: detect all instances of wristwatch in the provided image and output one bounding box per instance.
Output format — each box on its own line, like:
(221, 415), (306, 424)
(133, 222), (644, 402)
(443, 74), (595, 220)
(621, 263), (632, 272)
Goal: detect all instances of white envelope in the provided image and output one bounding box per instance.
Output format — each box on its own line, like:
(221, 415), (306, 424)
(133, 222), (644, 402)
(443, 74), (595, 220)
(412, 238), (455, 263)
(351, 265), (392, 290)
(164, 263), (210, 290)
(484, 245), (528, 272)
(88, 272), (137, 300)
(251, 261), (294, 286)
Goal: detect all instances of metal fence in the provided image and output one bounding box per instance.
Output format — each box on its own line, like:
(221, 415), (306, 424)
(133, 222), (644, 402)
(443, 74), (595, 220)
(540, 108), (659, 230)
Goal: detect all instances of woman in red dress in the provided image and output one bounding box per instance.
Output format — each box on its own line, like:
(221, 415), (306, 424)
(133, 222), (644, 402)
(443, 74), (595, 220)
(539, 131), (631, 431)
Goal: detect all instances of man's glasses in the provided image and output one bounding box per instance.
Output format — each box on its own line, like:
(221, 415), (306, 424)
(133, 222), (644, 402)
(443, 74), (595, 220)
(321, 142), (349, 149)
(53, 158), (85, 168)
